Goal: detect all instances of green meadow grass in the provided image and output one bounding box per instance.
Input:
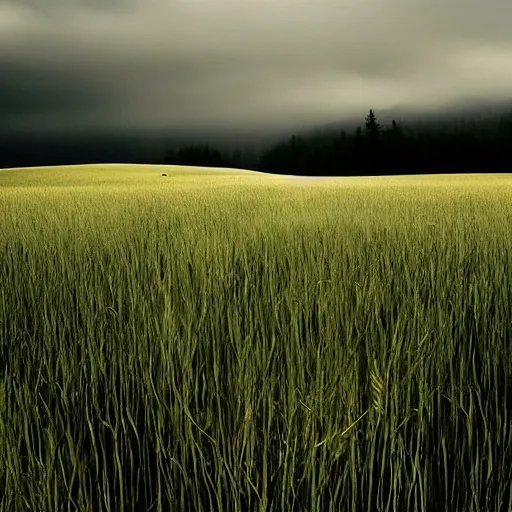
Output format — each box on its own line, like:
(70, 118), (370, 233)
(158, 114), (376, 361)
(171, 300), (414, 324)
(1, 164), (512, 511)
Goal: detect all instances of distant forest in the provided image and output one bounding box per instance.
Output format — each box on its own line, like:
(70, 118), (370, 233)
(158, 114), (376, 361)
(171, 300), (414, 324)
(254, 109), (512, 176)
(1, 108), (512, 175)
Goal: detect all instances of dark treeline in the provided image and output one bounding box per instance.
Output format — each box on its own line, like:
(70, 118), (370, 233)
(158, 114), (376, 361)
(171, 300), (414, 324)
(1, 108), (512, 174)
(163, 144), (264, 170)
(164, 145), (229, 168)
(258, 109), (512, 176)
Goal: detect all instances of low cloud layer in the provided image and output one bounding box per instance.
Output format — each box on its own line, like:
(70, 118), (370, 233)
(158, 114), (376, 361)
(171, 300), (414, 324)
(1, 0), (511, 134)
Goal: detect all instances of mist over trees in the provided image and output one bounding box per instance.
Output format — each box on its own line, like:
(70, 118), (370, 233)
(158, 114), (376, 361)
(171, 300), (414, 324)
(258, 108), (512, 176)
(1, 107), (511, 174)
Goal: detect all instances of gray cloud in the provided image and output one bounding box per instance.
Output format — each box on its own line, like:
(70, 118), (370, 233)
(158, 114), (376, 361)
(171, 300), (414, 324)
(1, 0), (511, 134)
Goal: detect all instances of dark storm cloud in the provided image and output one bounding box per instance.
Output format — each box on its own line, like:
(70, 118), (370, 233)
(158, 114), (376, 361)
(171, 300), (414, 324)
(1, 0), (511, 134)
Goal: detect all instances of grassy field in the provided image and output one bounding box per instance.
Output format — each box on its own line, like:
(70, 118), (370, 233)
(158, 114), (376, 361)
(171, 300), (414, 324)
(1, 164), (512, 511)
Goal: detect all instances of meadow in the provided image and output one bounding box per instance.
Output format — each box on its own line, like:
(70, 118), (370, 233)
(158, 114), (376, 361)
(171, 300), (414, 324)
(1, 164), (512, 511)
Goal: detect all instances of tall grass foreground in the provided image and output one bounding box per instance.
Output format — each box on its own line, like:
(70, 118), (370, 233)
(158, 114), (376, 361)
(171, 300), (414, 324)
(1, 165), (512, 511)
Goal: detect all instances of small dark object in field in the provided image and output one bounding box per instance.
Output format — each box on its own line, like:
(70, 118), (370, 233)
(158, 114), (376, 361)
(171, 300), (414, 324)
(162, 173), (167, 176)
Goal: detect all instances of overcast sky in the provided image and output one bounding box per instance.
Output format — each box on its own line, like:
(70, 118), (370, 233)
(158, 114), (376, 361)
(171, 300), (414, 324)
(1, 0), (511, 135)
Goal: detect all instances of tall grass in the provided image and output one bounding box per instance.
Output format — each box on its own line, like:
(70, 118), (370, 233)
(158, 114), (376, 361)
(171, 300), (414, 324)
(1, 165), (512, 511)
